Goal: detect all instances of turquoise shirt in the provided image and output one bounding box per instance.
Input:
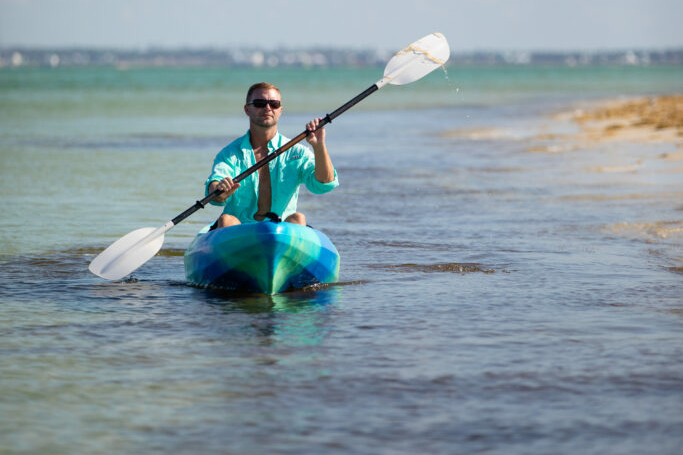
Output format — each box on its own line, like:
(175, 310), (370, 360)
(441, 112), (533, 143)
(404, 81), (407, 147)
(205, 130), (339, 223)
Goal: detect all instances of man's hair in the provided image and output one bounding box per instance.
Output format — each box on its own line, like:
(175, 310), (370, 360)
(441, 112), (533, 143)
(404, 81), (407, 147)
(246, 82), (281, 103)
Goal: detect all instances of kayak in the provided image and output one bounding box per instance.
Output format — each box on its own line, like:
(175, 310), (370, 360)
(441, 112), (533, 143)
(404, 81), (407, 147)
(184, 221), (340, 294)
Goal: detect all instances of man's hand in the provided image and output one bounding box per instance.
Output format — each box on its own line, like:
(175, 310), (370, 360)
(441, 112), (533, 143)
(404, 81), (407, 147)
(305, 118), (325, 149)
(210, 177), (240, 203)
(305, 117), (335, 183)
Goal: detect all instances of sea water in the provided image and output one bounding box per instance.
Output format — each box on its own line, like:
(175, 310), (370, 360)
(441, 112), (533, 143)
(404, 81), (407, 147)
(1, 64), (682, 454)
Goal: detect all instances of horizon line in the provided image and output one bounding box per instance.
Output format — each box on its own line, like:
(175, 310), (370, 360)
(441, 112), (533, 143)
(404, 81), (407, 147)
(2, 44), (683, 53)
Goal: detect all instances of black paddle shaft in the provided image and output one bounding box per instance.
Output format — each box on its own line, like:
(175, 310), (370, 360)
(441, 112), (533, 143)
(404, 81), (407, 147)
(170, 83), (380, 226)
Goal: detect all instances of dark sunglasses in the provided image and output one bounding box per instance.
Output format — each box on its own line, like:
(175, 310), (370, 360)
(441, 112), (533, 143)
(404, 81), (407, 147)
(247, 99), (282, 109)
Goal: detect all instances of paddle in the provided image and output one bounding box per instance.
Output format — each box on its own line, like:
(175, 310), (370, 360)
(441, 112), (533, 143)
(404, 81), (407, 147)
(89, 32), (450, 280)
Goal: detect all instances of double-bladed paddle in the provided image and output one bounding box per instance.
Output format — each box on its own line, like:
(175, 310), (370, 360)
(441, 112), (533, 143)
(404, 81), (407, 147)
(89, 32), (450, 280)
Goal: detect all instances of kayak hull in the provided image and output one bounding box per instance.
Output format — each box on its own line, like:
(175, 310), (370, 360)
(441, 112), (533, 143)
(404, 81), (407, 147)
(184, 222), (340, 294)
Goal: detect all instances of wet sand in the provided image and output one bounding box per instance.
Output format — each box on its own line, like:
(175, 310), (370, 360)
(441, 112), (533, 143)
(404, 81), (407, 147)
(558, 94), (683, 150)
(526, 96), (683, 181)
(442, 95), (682, 152)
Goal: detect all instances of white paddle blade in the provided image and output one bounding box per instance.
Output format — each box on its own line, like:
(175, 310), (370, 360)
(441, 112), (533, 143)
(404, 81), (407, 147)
(378, 33), (450, 87)
(89, 226), (167, 280)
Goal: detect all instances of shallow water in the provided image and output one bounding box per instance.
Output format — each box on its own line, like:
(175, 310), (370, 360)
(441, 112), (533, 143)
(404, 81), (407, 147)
(1, 65), (682, 454)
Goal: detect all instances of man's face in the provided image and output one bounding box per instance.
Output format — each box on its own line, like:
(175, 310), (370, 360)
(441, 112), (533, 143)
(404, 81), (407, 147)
(244, 88), (282, 128)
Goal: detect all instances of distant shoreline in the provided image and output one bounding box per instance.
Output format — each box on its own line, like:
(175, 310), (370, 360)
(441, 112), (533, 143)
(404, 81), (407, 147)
(1, 47), (681, 69)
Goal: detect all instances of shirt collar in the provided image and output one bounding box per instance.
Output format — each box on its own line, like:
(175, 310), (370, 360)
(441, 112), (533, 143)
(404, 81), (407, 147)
(241, 130), (282, 153)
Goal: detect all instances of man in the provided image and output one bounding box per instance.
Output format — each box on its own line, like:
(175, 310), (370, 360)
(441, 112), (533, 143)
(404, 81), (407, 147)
(206, 82), (338, 228)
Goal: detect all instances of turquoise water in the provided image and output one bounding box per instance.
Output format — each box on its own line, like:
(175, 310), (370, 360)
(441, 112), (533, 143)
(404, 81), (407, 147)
(1, 64), (682, 454)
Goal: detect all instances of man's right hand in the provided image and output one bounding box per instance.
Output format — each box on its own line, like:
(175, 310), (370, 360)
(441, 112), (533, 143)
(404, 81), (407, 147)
(210, 177), (240, 203)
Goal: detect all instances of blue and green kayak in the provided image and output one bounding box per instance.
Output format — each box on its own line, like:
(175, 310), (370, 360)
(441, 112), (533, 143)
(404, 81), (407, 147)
(184, 221), (340, 294)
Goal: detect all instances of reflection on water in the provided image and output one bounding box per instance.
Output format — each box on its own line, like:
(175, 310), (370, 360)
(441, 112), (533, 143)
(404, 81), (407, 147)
(198, 286), (342, 347)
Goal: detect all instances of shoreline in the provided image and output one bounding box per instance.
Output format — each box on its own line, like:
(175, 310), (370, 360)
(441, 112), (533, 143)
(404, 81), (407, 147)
(441, 94), (683, 155)
(554, 94), (683, 150)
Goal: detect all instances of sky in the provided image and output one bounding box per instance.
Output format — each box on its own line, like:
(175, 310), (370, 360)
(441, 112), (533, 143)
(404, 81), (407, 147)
(1, 0), (682, 51)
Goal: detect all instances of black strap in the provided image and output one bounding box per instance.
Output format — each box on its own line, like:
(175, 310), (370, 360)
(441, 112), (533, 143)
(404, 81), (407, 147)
(264, 212), (282, 222)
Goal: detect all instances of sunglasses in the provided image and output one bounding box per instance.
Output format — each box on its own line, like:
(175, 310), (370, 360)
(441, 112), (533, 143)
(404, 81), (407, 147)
(247, 99), (282, 109)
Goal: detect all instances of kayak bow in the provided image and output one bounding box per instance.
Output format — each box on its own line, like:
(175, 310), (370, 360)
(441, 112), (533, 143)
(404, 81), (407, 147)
(184, 222), (340, 294)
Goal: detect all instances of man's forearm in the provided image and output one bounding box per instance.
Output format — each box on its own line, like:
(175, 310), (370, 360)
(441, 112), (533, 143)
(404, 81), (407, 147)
(313, 143), (335, 183)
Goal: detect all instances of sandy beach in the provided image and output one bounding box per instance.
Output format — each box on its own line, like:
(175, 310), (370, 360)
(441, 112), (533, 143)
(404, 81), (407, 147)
(443, 94), (682, 151)
(526, 95), (683, 172)
(559, 94), (683, 149)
